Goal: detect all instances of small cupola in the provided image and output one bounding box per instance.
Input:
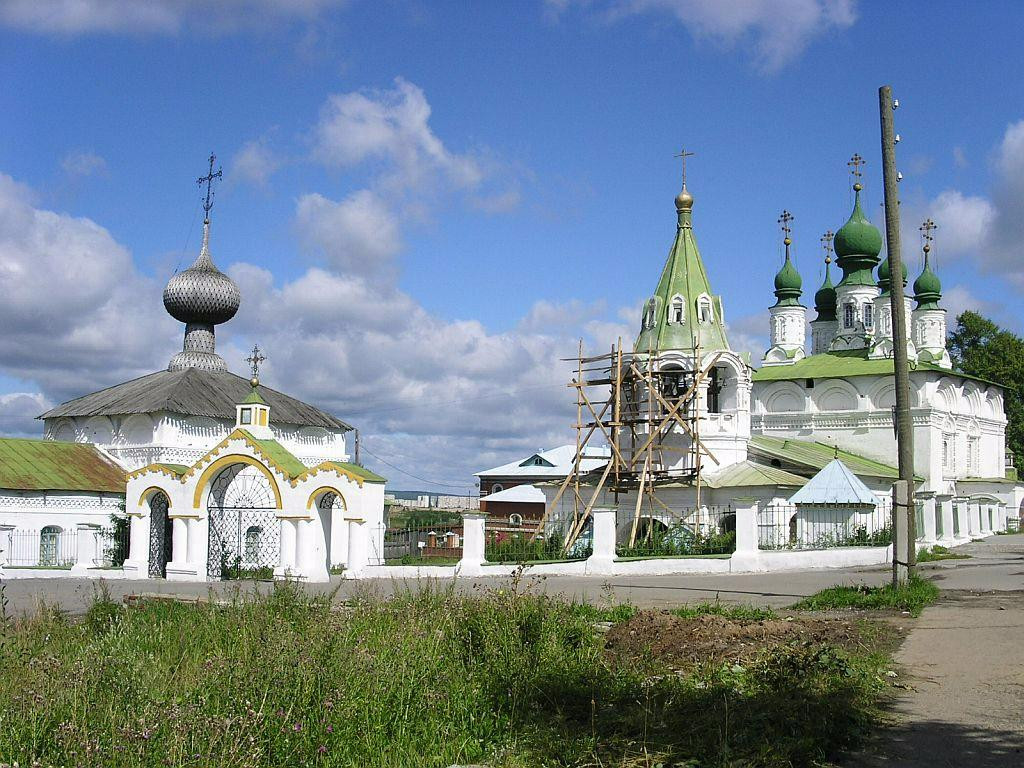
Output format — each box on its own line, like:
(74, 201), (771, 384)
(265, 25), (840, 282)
(236, 345), (272, 437)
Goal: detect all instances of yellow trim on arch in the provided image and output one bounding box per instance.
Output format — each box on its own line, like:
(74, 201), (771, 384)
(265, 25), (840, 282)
(192, 454), (283, 510)
(306, 486), (348, 510)
(138, 486), (172, 509)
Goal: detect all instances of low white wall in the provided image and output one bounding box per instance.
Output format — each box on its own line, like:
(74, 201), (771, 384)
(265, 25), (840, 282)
(0, 567), (131, 580)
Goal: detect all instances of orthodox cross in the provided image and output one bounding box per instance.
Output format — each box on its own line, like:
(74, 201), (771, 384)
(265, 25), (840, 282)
(197, 152), (223, 217)
(821, 229), (834, 263)
(777, 209), (794, 245)
(674, 147), (696, 187)
(246, 344), (267, 382)
(919, 218), (937, 252)
(847, 153), (865, 189)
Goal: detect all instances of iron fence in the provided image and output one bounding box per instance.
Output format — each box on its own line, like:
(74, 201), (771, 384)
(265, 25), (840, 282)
(1007, 516), (1020, 534)
(383, 525), (463, 565)
(3, 529), (77, 568)
(759, 500), (893, 551)
(96, 523), (131, 568)
(484, 518), (588, 563)
(617, 505), (736, 558)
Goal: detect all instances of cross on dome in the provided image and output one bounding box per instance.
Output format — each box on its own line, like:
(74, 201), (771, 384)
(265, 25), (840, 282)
(821, 229), (835, 264)
(246, 344), (267, 388)
(847, 153), (865, 191)
(197, 152), (223, 219)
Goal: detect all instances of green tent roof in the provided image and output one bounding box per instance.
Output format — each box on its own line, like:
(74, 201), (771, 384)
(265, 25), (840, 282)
(703, 460), (807, 489)
(750, 349), (1000, 386)
(238, 430), (308, 479)
(0, 437), (125, 493)
(634, 189), (730, 353)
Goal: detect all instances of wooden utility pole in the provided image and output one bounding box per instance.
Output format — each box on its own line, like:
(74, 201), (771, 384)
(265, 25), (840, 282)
(879, 85), (916, 583)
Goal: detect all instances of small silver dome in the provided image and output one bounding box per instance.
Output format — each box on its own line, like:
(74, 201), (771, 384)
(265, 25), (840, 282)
(163, 221), (240, 326)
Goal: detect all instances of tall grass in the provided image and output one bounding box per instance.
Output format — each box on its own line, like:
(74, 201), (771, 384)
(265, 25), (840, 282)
(0, 583), (889, 767)
(791, 575), (940, 616)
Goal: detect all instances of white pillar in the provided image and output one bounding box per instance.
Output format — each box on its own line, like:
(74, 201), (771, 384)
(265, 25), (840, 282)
(937, 495), (954, 544)
(275, 519), (297, 578)
(0, 525), (15, 568)
(185, 518), (202, 564)
(124, 512), (150, 577)
(171, 517), (188, 563)
(955, 500), (970, 541)
(345, 518), (369, 576)
(919, 495), (937, 544)
(585, 507), (617, 575)
(71, 523), (101, 574)
(458, 512), (486, 576)
(730, 498), (760, 571)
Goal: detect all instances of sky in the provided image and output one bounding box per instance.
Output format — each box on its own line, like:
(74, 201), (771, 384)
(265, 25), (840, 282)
(1, 0), (1022, 492)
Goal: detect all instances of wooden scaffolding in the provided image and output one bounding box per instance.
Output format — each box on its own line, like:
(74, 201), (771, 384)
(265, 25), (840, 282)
(534, 339), (723, 551)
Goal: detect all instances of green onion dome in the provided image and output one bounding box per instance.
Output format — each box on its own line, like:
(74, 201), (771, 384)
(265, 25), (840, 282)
(813, 257), (837, 321)
(773, 244), (803, 306)
(877, 253), (908, 296)
(834, 184), (883, 288)
(913, 247), (942, 309)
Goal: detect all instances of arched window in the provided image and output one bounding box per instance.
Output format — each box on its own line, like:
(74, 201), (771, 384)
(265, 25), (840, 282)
(668, 294), (685, 325)
(843, 303), (856, 329)
(509, 513), (523, 526)
(39, 526), (62, 567)
(491, 484), (504, 494)
(696, 295), (713, 324)
(862, 304), (873, 329)
(244, 526), (263, 561)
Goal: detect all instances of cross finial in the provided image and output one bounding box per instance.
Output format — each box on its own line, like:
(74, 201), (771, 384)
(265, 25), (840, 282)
(246, 344), (266, 387)
(821, 229), (834, 264)
(777, 209), (794, 249)
(197, 152), (223, 219)
(674, 147), (696, 187)
(919, 218), (937, 254)
(847, 153), (865, 191)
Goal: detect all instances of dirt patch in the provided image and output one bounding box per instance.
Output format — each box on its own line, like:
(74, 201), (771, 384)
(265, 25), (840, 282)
(604, 610), (893, 668)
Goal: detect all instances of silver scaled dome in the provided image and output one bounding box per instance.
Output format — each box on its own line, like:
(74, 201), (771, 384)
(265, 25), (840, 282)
(163, 222), (240, 325)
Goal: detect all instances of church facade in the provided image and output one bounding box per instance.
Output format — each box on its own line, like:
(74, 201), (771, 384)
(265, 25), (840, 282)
(0, 162), (386, 581)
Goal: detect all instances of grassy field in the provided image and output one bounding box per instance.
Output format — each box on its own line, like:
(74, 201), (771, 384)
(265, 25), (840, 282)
(0, 583), (895, 767)
(791, 575), (940, 616)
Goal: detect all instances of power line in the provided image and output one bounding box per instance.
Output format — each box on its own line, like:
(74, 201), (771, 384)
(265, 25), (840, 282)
(358, 445), (476, 491)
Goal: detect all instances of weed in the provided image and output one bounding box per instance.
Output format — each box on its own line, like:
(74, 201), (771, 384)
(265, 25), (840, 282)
(790, 575), (939, 616)
(916, 545), (970, 563)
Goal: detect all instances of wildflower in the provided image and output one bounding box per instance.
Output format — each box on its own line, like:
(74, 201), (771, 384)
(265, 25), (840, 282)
(318, 745), (327, 754)
(326, 725), (334, 734)
(293, 723), (302, 732)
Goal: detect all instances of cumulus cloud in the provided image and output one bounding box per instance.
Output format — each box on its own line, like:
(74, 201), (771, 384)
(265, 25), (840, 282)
(943, 284), (997, 323)
(231, 137), (282, 189)
(0, 173), (176, 402)
(925, 190), (995, 257)
(0, 392), (51, 436)
(725, 310), (768, 362)
(60, 150), (107, 178)
(0, 0), (345, 36)
(295, 190), (402, 277)
(547, 0), (858, 72)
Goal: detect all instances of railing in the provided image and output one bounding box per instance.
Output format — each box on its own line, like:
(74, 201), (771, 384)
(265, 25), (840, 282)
(1007, 516), (1021, 534)
(759, 500), (893, 551)
(3, 529), (77, 568)
(484, 519), (588, 563)
(617, 505), (736, 558)
(382, 525), (463, 565)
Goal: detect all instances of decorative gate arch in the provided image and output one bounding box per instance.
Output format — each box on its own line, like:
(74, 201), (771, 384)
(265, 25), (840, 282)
(206, 463), (281, 580)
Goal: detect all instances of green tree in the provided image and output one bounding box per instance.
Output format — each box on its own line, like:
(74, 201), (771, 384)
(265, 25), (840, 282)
(948, 311), (1024, 466)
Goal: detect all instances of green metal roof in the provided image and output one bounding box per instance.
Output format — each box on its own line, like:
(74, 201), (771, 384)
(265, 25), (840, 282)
(751, 349), (1000, 386)
(0, 437), (125, 493)
(634, 191), (730, 353)
(152, 463), (189, 476)
(703, 460), (806, 489)
(320, 461), (387, 484)
(749, 435), (921, 481)
(242, 388), (267, 405)
(238, 430), (307, 479)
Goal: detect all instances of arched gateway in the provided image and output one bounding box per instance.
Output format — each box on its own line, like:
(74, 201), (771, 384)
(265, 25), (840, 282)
(206, 463), (281, 579)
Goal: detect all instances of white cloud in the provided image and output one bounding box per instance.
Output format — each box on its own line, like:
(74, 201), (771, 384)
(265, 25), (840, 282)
(0, 392), (51, 436)
(312, 77), (484, 194)
(925, 190), (995, 256)
(725, 310), (768, 361)
(231, 137), (281, 189)
(942, 284), (997, 323)
(547, 0), (857, 72)
(0, 172), (176, 402)
(0, 0), (345, 36)
(60, 150), (107, 178)
(294, 190), (402, 277)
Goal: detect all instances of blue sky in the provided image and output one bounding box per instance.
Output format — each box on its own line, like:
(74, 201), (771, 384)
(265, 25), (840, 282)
(1, 0), (1022, 490)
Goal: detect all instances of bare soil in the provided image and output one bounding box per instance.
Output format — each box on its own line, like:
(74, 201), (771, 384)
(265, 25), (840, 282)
(604, 609), (896, 668)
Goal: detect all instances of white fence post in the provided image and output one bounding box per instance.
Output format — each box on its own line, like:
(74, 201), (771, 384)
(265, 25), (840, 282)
(586, 507), (617, 574)
(919, 494), (937, 544)
(458, 512), (486, 576)
(936, 495), (954, 545)
(0, 525), (13, 571)
(71, 523), (100, 575)
(730, 497), (760, 571)
(344, 518), (369, 577)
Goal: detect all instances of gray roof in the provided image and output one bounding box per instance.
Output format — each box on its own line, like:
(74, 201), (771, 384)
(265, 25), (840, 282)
(39, 368), (351, 431)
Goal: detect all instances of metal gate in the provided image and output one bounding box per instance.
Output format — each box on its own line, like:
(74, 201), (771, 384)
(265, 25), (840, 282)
(206, 463), (281, 580)
(148, 493), (172, 578)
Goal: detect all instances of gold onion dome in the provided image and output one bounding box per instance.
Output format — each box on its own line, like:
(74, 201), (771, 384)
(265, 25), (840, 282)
(675, 184), (694, 211)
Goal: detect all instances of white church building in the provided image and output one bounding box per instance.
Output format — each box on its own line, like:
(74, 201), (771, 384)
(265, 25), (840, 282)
(0, 162), (386, 581)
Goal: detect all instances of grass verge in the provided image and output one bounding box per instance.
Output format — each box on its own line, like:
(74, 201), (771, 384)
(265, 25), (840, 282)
(916, 545), (971, 563)
(790, 575), (940, 616)
(0, 584), (892, 767)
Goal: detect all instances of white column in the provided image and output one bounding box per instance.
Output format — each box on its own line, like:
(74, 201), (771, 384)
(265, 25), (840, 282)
(185, 518), (203, 565)
(345, 518), (369, 576)
(0, 525), (15, 568)
(71, 523), (101, 574)
(730, 498), (760, 571)
(275, 519), (297, 578)
(125, 513), (150, 577)
(919, 495), (937, 544)
(294, 518), (328, 582)
(955, 500), (970, 541)
(171, 517), (188, 563)
(937, 495), (955, 544)
(585, 507), (617, 575)
(458, 512), (486, 576)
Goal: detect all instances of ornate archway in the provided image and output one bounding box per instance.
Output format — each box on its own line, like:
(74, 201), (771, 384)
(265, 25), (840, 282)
(206, 463), (281, 580)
